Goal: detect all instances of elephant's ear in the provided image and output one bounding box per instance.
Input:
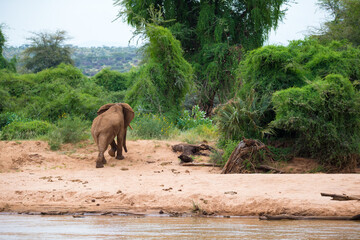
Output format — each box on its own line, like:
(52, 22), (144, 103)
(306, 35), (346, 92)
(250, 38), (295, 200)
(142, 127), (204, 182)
(121, 103), (135, 127)
(97, 103), (116, 115)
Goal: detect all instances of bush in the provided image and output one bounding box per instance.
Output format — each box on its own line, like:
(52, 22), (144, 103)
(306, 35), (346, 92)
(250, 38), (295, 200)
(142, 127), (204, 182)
(0, 66), (111, 122)
(130, 113), (174, 139)
(271, 74), (360, 169)
(92, 68), (128, 92)
(47, 116), (90, 150)
(0, 120), (52, 140)
(289, 39), (360, 86)
(238, 45), (306, 97)
(214, 93), (273, 142)
(177, 105), (212, 130)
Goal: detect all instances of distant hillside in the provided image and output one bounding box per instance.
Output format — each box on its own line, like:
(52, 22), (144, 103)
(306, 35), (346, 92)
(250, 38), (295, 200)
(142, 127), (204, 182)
(3, 45), (142, 76)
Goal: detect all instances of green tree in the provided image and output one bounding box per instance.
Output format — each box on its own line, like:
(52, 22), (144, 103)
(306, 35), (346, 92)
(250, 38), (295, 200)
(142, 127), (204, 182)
(125, 24), (193, 119)
(21, 30), (74, 73)
(316, 0), (360, 46)
(116, 0), (289, 115)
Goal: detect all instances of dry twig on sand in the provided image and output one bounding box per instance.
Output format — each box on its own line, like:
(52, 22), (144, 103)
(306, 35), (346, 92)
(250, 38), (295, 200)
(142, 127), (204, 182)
(321, 193), (360, 201)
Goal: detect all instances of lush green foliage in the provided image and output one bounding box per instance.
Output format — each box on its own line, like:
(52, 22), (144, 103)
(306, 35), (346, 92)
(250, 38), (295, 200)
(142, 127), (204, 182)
(125, 24), (193, 120)
(316, 0), (360, 46)
(47, 116), (90, 150)
(193, 43), (242, 115)
(21, 30), (74, 73)
(92, 68), (128, 92)
(177, 105), (212, 130)
(288, 39), (360, 86)
(117, 0), (289, 114)
(216, 39), (360, 169)
(0, 64), (111, 122)
(271, 74), (360, 168)
(239, 45), (306, 97)
(0, 120), (52, 140)
(215, 93), (273, 142)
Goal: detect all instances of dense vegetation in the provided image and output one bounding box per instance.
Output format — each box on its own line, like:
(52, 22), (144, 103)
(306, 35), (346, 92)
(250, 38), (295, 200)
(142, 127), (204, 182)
(117, 0), (289, 115)
(1, 0), (359, 171)
(216, 39), (360, 170)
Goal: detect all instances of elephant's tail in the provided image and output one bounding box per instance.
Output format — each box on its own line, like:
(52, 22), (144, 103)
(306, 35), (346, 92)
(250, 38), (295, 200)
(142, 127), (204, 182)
(123, 129), (128, 153)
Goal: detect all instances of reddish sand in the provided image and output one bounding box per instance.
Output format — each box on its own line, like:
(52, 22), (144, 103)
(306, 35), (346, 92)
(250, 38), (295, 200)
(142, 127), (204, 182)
(0, 140), (359, 216)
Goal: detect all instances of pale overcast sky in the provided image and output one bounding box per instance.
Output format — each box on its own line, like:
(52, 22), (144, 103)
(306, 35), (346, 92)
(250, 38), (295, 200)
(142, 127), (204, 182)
(0, 0), (329, 47)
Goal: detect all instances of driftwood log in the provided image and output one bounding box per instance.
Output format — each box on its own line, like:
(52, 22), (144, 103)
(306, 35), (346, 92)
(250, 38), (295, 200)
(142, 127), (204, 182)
(181, 162), (221, 167)
(259, 214), (360, 221)
(172, 143), (214, 164)
(321, 193), (360, 201)
(221, 138), (280, 174)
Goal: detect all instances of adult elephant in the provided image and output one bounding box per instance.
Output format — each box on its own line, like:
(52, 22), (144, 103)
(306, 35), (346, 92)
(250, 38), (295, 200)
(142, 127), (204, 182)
(91, 103), (134, 168)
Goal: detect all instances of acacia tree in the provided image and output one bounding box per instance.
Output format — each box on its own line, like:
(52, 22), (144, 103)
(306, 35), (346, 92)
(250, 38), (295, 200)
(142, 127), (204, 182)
(22, 30), (74, 73)
(116, 0), (289, 115)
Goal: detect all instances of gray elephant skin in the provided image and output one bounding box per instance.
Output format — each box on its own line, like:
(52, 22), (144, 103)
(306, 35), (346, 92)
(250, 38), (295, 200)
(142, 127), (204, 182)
(91, 103), (134, 168)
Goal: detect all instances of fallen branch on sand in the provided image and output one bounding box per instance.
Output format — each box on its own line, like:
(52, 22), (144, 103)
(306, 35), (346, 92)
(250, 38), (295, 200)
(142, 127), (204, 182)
(259, 214), (360, 221)
(321, 193), (360, 201)
(180, 163), (221, 167)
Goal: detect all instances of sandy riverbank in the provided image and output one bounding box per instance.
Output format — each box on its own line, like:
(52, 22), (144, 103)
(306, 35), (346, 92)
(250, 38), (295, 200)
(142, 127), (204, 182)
(0, 140), (359, 216)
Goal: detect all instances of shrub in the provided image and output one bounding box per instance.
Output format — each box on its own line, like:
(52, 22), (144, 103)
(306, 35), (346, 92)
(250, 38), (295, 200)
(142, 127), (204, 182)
(271, 74), (360, 169)
(0, 120), (52, 140)
(238, 45), (306, 97)
(33, 63), (84, 86)
(47, 116), (90, 150)
(289, 39), (360, 86)
(177, 105), (212, 130)
(92, 68), (128, 92)
(214, 93), (273, 142)
(130, 113), (174, 139)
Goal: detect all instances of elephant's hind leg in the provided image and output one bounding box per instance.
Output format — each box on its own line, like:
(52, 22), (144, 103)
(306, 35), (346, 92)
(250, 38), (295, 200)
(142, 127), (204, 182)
(108, 140), (117, 157)
(96, 135), (109, 168)
(116, 132), (125, 160)
(96, 151), (106, 168)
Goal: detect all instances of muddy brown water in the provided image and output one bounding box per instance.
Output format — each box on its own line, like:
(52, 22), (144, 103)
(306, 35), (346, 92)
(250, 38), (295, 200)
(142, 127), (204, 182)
(0, 215), (359, 239)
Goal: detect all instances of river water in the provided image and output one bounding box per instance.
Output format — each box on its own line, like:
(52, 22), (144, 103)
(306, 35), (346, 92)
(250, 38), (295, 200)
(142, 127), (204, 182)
(0, 215), (359, 239)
